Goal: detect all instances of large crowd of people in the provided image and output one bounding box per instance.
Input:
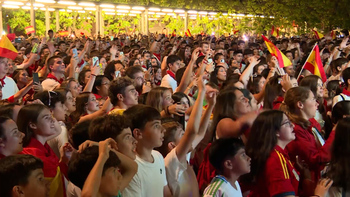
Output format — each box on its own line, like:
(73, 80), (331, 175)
(0, 28), (349, 197)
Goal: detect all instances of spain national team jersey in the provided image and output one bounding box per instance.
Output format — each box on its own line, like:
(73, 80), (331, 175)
(249, 145), (299, 197)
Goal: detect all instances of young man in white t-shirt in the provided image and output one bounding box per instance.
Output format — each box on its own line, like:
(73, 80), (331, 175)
(0, 57), (18, 99)
(203, 138), (251, 197)
(123, 104), (171, 197)
(161, 55), (181, 92)
(156, 76), (216, 197)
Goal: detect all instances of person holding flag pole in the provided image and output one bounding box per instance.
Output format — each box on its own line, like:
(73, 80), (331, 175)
(296, 42), (327, 83)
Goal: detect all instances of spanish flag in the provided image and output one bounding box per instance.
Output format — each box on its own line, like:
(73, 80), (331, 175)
(302, 44), (327, 82)
(262, 35), (292, 68)
(0, 35), (18, 60)
(185, 29), (192, 37)
(233, 29), (239, 34)
(171, 29), (176, 37)
(58, 31), (69, 37)
(312, 29), (324, 40)
(271, 26), (279, 37)
(25, 26), (35, 35)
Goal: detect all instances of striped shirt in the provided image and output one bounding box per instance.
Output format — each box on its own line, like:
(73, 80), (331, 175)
(203, 175), (242, 197)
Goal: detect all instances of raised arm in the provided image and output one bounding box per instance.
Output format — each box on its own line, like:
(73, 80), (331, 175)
(175, 75), (205, 162)
(239, 56), (260, 88)
(83, 63), (100, 92)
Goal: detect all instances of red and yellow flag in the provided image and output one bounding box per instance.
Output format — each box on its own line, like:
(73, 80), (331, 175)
(0, 35), (18, 60)
(25, 26), (35, 35)
(58, 31), (69, 37)
(232, 29), (239, 34)
(303, 44), (327, 82)
(312, 29), (324, 40)
(271, 26), (279, 37)
(262, 35), (292, 68)
(330, 30), (336, 40)
(185, 29), (192, 37)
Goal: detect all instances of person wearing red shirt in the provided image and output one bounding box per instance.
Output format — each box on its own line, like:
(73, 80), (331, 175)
(282, 87), (335, 183)
(244, 110), (332, 197)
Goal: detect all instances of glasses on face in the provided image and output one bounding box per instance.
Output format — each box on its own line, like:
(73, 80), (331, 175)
(281, 120), (293, 128)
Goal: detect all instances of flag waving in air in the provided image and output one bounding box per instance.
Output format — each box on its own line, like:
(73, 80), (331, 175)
(298, 44), (327, 82)
(0, 35), (18, 60)
(271, 26), (279, 37)
(312, 29), (324, 40)
(185, 29), (192, 37)
(25, 26), (35, 35)
(262, 35), (292, 68)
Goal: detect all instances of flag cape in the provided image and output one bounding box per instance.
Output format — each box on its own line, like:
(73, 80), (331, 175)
(0, 35), (18, 60)
(312, 30), (324, 40)
(262, 35), (292, 68)
(303, 44), (327, 82)
(58, 31), (69, 37)
(25, 26), (35, 35)
(271, 26), (279, 37)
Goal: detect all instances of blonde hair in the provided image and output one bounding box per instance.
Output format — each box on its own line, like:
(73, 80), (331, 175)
(145, 87), (171, 112)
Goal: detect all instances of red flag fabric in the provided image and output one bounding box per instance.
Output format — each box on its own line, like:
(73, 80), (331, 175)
(25, 26), (35, 35)
(0, 35), (18, 60)
(262, 35), (292, 68)
(303, 45), (327, 82)
(6, 33), (16, 41)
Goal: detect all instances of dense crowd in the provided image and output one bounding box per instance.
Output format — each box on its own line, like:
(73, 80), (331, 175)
(0, 28), (349, 197)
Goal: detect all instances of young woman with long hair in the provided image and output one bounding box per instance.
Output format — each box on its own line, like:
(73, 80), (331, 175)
(17, 104), (72, 197)
(326, 117), (350, 196)
(245, 110), (332, 197)
(145, 87), (186, 118)
(281, 87), (336, 183)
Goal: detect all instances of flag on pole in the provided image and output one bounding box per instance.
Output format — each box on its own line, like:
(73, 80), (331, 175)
(185, 29), (192, 37)
(312, 29), (324, 40)
(233, 29), (239, 34)
(58, 31), (69, 37)
(25, 26), (35, 35)
(271, 26), (279, 37)
(0, 35), (18, 60)
(172, 30), (176, 37)
(301, 44), (327, 82)
(262, 35), (292, 68)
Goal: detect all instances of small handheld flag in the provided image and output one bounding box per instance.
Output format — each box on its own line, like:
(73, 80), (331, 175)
(271, 26), (279, 37)
(312, 29), (324, 40)
(262, 35), (292, 68)
(297, 44), (327, 82)
(58, 31), (69, 37)
(25, 26), (35, 35)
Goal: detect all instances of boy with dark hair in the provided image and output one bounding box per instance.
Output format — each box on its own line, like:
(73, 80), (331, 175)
(108, 77), (139, 115)
(125, 66), (145, 95)
(122, 104), (171, 197)
(41, 55), (66, 91)
(161, 54), (182, 92)
(0, 154), (49, 197)
(203, 138), (251, 197)
(68, 138), (137, 197)
(89, 115), (137, 160)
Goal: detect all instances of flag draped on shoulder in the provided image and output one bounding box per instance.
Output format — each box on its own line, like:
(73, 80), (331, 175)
(0, 35), (18, 60)
(312, 29), (324, 40)
(262, 35), (292, 68)
(271, 26), (279, 37)
(302, 44), (327, 82)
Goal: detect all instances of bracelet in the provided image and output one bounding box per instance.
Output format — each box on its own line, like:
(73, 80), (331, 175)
(91, 74), (97, 77)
